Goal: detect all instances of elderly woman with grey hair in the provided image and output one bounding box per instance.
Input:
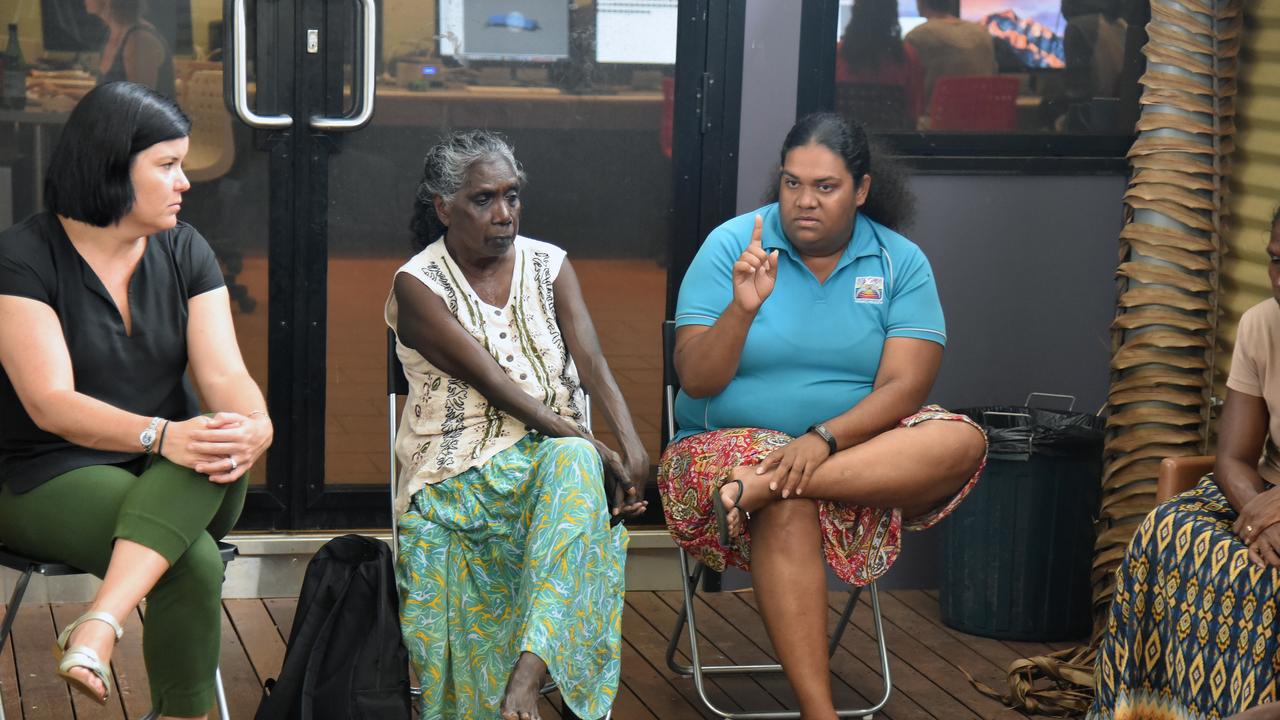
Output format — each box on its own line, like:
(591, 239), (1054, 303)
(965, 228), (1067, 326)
(385, 130), (647, 720)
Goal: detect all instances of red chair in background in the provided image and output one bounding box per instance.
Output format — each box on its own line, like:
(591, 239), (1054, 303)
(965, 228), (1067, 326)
(928, 75), (1019, 131)
(660, 76), (674, 159)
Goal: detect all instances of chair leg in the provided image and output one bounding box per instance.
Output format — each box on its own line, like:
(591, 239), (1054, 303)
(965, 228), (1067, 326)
(214, 666), (230, 720)
(0, 566), (34, 650)
(666, 549), (893, 719)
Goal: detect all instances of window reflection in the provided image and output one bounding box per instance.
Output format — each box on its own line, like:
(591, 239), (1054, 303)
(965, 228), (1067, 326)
(834, 0), (1131, 133)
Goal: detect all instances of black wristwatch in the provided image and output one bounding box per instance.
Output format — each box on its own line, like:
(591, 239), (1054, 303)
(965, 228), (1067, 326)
(807, 423), (838, 456)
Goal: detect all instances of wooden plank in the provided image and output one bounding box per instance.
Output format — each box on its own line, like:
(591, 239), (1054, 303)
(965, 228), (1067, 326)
(620, 593), (725, 719)
(704, 589), (935, 720)
(893, 591), (1027, 671)
(0, 604), (23, 720)
(225, 599), (288, 686)
(862, 592), (1025, 719)
(48, 603), (126, 720)
(741, 590), (966, 720)
(111, 606), (151, 719)
(262, 597), (297, 643)
(629, 590), (786, 715)
(218, 604), (267, 719)
(11, 604), (73, 720)
(612, 632), (701, 719)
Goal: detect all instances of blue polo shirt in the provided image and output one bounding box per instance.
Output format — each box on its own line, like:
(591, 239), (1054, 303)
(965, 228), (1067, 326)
(673, 204), (946, 441)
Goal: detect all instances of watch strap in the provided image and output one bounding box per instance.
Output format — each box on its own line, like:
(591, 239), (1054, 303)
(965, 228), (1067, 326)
(807, 423), (838, 455)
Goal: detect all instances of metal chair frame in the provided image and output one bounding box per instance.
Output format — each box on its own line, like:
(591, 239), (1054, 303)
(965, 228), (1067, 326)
(0, 542), (238, 720)
(660, 320), (891, 719)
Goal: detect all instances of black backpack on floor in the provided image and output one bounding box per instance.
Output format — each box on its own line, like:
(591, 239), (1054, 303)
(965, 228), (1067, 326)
(255, 534), (412, 720)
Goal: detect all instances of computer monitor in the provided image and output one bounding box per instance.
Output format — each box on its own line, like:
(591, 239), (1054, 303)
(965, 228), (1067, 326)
(437, 0), (570, 62)
(836, 0), (926, 41)
(595, 0), (677, 66)
(40, 0), (194, 55)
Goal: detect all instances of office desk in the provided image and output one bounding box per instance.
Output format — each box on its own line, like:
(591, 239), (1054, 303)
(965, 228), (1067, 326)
(373, 88), (664, 131)
(0, 107), (71, 211)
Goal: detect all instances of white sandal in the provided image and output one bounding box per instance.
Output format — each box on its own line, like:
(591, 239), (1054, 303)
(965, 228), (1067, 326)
(54, 610), (123, 705)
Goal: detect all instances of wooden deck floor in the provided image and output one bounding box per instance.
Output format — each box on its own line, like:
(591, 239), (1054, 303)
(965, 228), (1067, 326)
(0, 590), (1080, 719)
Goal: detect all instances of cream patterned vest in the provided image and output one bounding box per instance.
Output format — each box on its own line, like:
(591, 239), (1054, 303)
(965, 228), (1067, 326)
(384, 236), (587, 519)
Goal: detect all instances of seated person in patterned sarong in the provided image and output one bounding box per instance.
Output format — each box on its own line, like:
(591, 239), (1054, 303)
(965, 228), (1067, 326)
(657, 112), (988, 720)
(1090, 208), (1280, 720)
(386, 130), (649, 720)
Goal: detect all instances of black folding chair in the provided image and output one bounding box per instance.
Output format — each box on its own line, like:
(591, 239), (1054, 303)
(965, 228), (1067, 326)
(0, 541), (239, 720)
(660, 320), (892, 719)
(385, 327), (602, 720)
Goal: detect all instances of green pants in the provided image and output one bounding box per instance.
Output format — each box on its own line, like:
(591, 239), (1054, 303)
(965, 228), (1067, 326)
(0, 457), (247, 717)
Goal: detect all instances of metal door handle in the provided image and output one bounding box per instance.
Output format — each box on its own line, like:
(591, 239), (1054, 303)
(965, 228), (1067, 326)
(309, 0), (377, 131)
(229, 0), (293, 129)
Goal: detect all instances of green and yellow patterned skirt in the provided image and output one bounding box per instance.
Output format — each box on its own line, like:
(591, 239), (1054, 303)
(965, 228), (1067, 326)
(1090, 475), (1280, 720)
(396, 433), (628, 720)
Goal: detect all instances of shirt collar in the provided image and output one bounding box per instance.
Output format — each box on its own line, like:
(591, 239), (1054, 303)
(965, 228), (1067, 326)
(761, 206), (881, 270)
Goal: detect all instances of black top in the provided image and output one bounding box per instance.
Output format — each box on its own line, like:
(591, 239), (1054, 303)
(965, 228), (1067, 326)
(99, 25), (177, 99)
(0, 213), (224, 493)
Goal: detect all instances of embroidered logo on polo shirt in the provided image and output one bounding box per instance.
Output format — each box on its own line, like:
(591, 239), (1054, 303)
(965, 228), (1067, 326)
(854, 276), (884, 303)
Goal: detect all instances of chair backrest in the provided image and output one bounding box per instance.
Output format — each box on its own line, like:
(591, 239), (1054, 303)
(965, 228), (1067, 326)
(387, 328), (406, 548)
(928, 75), (1018, 131)
(179, 69), (235, 183)
(662, 320), (679, 444)
(835, 82), (911, 131)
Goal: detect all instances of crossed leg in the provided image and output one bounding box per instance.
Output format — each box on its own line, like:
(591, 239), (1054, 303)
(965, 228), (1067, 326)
(728, 419), (986, 720)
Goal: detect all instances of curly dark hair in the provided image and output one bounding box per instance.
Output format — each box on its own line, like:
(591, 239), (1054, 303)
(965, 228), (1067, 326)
(840, 0), (905, 75)
(409, 130), (526, 250)
(765, 112), (915, 233)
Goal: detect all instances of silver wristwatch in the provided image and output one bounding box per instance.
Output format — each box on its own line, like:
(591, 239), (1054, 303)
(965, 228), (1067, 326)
(140, 416), (162, 454)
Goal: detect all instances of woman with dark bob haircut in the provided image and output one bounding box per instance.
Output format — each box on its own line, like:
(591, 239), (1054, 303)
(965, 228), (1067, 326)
(0, 82), (270, 719)
(658, 112), (988, 718)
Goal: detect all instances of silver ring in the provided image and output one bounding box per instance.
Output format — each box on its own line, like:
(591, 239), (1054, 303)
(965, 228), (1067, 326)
(1247, 525), (1254, 535)
(228, 456), (237, 471)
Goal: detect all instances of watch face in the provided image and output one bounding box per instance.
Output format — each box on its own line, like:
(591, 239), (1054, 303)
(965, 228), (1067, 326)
(140, 429), (156, 446)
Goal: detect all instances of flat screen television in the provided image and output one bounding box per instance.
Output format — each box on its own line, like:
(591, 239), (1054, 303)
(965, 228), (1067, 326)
(594, 0), (677, 66)
(437, 0), (570, 62)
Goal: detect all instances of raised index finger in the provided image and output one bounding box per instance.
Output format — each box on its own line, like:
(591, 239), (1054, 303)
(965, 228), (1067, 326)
(749, 214), (764, 249)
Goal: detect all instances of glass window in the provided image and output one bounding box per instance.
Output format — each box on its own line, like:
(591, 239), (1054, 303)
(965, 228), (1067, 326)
(832, 0), (1134, 135)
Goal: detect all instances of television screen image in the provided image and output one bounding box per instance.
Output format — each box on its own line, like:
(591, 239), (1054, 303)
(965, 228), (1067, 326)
(438, 0), (570, 61)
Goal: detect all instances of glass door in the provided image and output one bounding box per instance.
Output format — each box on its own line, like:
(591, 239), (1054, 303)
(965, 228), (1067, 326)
(311, 0), (689, 528)
(5, 0), (730, 529)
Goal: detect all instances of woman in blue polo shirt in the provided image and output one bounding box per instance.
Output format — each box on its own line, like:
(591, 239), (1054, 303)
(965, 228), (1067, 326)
(658, 112), (988, 718)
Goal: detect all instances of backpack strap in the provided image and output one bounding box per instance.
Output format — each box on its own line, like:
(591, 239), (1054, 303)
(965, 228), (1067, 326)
(298, 561), (361, 719)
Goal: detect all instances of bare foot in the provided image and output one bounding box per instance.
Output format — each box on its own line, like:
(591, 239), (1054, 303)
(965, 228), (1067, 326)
(500, 651), (547, 720)
(61, 617), (117, 700)
(718, 464), (777, 538)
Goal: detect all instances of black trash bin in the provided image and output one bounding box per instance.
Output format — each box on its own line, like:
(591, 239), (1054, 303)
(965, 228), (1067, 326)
(938, 403), (1104, 641)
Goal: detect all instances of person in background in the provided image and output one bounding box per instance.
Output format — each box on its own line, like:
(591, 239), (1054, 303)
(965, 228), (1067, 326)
(87, 0), (175, 97)
(0, 81), (268, 719)
(1089, 209), (1280, 720)
(836, 0), (925, 126)
(904, 0), (997, 109)
(388, 130), (647, 720)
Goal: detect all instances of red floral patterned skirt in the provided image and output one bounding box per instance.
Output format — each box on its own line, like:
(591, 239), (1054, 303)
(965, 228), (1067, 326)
(656, 405), (987, 586)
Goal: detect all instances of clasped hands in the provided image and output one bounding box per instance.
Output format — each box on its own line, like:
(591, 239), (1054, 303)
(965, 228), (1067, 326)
(590, 439), (649, 522)
(1233, 486), (1280, 567)
(161, 411), (273, 484)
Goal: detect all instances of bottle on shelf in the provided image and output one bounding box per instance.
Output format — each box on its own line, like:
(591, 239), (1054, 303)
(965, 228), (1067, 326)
(2, 23), (28, 111)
